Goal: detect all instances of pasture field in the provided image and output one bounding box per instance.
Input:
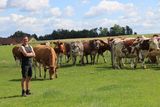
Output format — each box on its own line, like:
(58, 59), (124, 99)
(1, 44), (160, 107)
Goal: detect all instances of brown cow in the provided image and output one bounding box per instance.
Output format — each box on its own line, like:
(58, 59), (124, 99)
(53, 41), (71, 65)
(83, 39), (104, 64)
(33, 45), (58, 80)
(96, 39), (111, 63)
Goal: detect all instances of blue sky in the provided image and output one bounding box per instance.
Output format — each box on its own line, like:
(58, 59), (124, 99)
(0, 0), (160, 37)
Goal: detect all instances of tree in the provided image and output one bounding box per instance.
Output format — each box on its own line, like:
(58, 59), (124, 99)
(110, 24), (124, 36)
(9, 31), (30, 38)
(99, 27), (109, 36)
(31, 34), (38, 40)
(125, 26), (133, 35)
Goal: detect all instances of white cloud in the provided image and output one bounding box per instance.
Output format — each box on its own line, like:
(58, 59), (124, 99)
(64, 6), (74, 17)
(7, 0), (49, 12)
(85, 0), (135, 17)
(81, 0), (90, 4)
(50, 7), (62, 17)
(0, 0), (7, 10)
(0, 13), (50, 36)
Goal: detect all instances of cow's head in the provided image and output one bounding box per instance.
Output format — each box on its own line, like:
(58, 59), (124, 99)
(49, 67), (57, 80)
(71, 42), (81, 54)
(92, 39), (101, 50)
(54, 41), (65, 53)
(149, 37), (160, 50)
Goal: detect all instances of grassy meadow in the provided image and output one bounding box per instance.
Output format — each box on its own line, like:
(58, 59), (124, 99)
(1, 40), (160, 107)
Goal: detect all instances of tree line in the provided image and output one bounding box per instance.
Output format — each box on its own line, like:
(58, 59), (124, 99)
(9, 24), (136, 40)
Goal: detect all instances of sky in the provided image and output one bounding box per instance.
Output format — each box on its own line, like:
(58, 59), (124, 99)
(0, 0), (160, 37)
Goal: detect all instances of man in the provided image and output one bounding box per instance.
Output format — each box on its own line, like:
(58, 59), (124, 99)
(19, 36), (35, 97)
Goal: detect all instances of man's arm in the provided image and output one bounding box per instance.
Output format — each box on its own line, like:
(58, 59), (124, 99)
(30, 46), (35, 57)
(20, 46), (35, 57)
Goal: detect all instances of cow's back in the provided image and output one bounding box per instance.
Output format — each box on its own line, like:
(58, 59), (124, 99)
(33, 45), (57, 67)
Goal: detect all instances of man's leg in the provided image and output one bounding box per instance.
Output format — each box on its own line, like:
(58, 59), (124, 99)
(21, 78), (26, 96)
(26, 66), (32, 95)
(21, 66), (27, 96)
(26, 77), (31, 95)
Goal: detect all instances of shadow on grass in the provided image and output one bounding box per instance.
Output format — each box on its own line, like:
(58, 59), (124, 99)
(59, 63), (88, 68)
(0, 95), (22, 99)
(150, 66), (160, 71)
(9, 78), (49, 82)
(59, 64), (73, 68)
(95, 65), (145, 71)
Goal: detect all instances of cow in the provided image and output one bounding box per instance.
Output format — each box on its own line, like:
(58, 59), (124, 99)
(12, 45), (22, 65)
(147, 35), (160, 63)
(83, 39), (104, 64)
(53, 41), (71, 65)
(96, 39), (111, 63)
(111, 37), (139, 69)
(70, 41), (84, 65)
(127, 36), (160, 68)
(33, 45), (58, 80)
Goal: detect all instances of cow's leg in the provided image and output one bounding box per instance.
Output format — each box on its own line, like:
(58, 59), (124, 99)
(80, 55), (84, 65)
(111, 43), (116, 68)
(59, 54), (63, 65)
(139, 50), (147, 69)
(101, 53), (107, 63)
(121, 58), (126, 67)
(32, 62), (37, 79)
(93, 54), (96, 64)
(32, 59), (38, 79)
(96, 54), (99, 63)
(119, 58), (123, 69)
(141, 58), (146, 69)
(156, 56), (160, 66)
(82, 55), (85, 65)
(72, 56), (76, 65)
(44, 67), (47, 79)
(57, 54), (60, 65)
(90, 54), (94, 64)
(66, 55), (70, 63)
(38, 63), (42, 77)
(115, 57), (120, 69)
(130, 58), (135, 69)
(86, 55), (89, 64)
(134, 57), (138, 69)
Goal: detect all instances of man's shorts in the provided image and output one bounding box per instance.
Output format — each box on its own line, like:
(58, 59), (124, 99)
(21, 65), (32, 78)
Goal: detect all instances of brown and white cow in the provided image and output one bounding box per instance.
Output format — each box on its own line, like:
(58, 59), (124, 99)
(33, 45), (58, 79)
(70, 41), (84, 65)
(111, 37), (139, 69)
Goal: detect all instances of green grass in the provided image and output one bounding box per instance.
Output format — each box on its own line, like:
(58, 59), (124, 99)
(1, 45), (160, 107)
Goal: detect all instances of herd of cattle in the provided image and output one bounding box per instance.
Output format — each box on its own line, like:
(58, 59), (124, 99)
(12, 34), (160, 79)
